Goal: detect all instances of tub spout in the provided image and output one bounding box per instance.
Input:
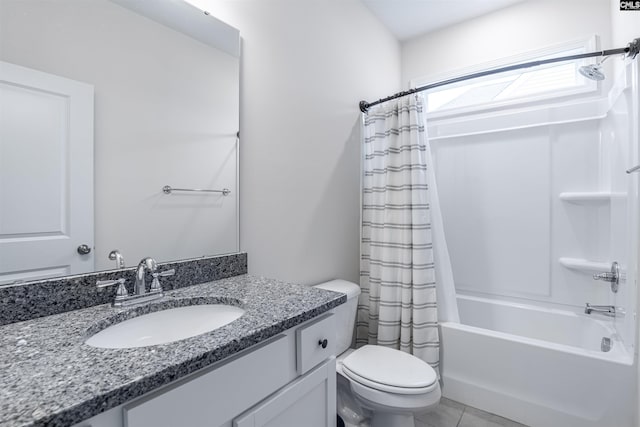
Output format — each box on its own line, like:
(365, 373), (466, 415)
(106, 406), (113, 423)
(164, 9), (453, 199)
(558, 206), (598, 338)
(584, 303), (616, 317)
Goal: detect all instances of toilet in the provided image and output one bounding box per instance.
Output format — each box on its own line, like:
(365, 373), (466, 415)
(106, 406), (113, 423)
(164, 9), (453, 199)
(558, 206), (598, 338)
(314, 280), (441, 427)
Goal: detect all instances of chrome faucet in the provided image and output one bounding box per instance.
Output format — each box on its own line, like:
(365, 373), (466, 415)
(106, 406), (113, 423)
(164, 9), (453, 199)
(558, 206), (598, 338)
(134, 257), (158, 295)
(584, 303), (617, 317)
(108, 249), (126, 269)
(96, 257), (175, 307)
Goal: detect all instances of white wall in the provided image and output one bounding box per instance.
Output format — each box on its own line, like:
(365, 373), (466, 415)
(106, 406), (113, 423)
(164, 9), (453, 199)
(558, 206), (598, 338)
(0, 0), (239, 270)
(186, 0), (401, 285)
(610, 0), (640, 48)
(402, 0), (612, 86)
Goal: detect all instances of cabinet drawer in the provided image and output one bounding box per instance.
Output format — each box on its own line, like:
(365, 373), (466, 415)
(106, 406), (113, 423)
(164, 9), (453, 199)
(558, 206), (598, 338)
(124, 334), (292, 427)
(233, 358), (336, 427)
(296, 314), (335, 375)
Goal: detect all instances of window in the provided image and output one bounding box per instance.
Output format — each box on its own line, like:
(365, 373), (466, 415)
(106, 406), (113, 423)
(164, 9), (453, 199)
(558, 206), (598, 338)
(414, 37), (599, 115)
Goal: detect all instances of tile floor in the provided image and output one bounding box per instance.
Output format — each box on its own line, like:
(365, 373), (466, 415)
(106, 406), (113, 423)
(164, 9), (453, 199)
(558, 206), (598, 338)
(415, 398), (528, 427)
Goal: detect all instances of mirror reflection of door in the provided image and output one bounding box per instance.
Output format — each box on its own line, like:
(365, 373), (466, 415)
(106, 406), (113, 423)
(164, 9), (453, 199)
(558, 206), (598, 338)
(0, 61), (94, 285)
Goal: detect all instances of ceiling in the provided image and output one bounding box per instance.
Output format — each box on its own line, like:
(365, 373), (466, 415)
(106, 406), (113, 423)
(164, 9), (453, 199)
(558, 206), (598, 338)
(361, 0), (525, 41)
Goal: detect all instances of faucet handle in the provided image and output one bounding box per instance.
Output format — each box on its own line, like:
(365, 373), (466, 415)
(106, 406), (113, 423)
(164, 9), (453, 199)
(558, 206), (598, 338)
(150, 274), (161, 293)
(150, 269), (174, 293)
(592, 261), (621, 293)
(96, 278), (126, 288)
(96, 278), (129, 301)
(593, 272), (616, 281)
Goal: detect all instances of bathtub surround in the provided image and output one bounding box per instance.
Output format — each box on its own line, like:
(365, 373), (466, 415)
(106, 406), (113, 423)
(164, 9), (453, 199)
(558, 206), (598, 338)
(0, 275), (345, 427)
(397, 36), (639, 322)
(607, 6), (640, 426)
(401, 40), (639, 427)
(440, 295), (634, 427)
(428, 60), (639, 337)
(377, 2), (640, 424)
(0, 252), (247, 326)
(357, 95), (454, 371)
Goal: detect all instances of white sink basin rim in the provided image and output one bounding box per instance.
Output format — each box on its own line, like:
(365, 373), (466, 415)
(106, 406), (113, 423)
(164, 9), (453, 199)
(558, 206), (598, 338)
(85, 304), (245, 349)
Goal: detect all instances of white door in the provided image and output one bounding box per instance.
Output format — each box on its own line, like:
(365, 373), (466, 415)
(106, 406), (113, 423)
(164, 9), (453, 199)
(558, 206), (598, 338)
(0, 61), (94, 284)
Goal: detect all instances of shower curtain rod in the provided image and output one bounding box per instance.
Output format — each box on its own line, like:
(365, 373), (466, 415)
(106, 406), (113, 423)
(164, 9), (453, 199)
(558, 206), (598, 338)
(359, 37), (640, 113)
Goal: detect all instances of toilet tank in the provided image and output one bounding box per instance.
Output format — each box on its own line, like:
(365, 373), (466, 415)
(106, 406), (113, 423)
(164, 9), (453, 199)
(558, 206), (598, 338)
(314, 279), (361, 355)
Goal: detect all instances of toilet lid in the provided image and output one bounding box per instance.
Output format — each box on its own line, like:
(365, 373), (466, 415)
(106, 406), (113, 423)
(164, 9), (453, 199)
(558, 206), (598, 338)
(341, 345), (437, 394)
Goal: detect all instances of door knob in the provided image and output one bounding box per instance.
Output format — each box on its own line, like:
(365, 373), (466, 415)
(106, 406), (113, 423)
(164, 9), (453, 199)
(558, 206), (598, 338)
(77, 244), (92, 255)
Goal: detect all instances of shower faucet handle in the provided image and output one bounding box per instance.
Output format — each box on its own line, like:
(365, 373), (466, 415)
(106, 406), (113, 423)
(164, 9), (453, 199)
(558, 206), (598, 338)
(592, 261), (620, 293)
(593, 272), (617, 281)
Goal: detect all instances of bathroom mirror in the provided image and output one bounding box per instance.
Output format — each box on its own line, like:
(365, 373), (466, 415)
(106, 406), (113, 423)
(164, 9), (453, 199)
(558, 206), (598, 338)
(0, 0), (240, 284)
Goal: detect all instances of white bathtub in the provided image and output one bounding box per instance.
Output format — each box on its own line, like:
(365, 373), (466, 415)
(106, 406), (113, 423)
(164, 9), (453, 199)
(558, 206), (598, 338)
(440, 295), (635, 427)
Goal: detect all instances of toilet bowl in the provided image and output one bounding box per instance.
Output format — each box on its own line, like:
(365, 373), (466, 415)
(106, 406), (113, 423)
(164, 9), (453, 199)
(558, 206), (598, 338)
(314, 280), (441, 427)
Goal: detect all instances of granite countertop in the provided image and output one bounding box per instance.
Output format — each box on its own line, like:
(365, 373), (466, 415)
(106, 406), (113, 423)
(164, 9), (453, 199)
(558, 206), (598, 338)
(0, 274), (346, 427)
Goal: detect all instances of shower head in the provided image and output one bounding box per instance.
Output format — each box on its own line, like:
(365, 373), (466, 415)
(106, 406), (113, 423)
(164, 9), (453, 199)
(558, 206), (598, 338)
(578, 64), (605, 81)
(578, 55), (610, 81)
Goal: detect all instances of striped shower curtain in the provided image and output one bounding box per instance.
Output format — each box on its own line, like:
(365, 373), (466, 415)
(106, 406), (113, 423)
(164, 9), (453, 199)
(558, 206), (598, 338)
(356, 95), (441, 372)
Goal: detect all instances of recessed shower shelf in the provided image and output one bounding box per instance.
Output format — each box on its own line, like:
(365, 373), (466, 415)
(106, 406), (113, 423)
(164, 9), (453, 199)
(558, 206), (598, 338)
(558, 257), (611, 273)
(558, 192), (626, 203)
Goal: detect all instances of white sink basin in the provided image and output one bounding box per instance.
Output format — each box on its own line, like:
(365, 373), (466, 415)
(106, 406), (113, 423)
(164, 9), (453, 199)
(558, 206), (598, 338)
(85, 304), (245, 349)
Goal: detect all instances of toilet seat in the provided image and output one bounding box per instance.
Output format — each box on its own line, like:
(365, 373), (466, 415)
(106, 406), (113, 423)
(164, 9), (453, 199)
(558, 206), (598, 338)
(347, 376), (441, 411)
(341, 345), (438, 395)
(342, 366), (438, 395)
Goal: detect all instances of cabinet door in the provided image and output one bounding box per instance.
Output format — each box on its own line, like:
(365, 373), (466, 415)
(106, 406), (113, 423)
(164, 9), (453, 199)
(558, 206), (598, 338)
(234, 358), (336, 427)
(124, 335), (292, 427)
(71, 405), (122, 427)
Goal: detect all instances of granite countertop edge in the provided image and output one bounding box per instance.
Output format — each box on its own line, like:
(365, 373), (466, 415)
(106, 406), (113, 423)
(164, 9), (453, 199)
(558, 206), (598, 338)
(0, 274), (347, 427)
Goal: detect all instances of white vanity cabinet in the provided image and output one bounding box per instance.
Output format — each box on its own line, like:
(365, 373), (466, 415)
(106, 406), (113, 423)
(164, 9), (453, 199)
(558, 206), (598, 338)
(75, 314), (336, 427)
